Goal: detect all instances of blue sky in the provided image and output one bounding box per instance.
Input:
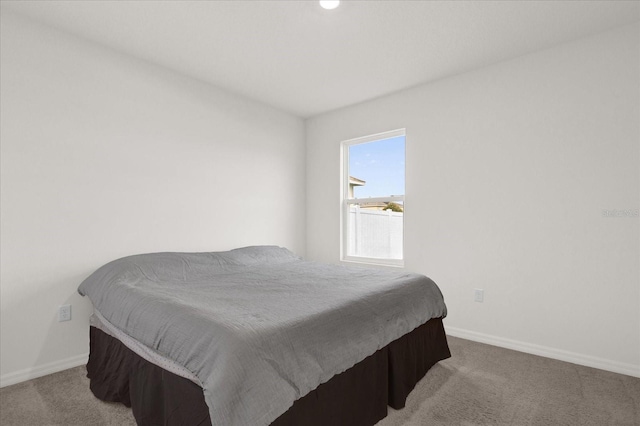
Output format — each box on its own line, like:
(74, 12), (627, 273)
(349, 135), (405, 198)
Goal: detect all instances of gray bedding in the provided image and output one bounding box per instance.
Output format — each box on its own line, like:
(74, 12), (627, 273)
(78, 246), (447, 426)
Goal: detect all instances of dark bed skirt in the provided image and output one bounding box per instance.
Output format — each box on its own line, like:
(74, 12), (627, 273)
(87, 318), (450, 426)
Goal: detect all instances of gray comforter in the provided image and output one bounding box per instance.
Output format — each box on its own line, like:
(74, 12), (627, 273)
(78, 246), (447, 426)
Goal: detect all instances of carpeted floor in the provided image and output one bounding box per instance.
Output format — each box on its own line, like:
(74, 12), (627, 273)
(1, 336), (638, 425)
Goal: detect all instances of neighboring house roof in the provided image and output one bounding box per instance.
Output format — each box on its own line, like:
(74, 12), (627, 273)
(359, 202), (387, 210)
(349, 176), (365, 186)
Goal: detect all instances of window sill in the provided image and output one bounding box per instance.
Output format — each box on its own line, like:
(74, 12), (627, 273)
(341, 256), (404, 269)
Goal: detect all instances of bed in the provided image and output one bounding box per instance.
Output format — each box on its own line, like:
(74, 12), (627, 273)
(78, 246), (450, 426)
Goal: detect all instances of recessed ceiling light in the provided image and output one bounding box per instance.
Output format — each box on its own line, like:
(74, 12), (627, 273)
(320, 1), (340, 10)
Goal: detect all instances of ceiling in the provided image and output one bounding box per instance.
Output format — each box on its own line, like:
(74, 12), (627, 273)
(3, 1), (639, 118)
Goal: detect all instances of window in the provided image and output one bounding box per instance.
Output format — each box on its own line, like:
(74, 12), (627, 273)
(341, 129), (405, 266)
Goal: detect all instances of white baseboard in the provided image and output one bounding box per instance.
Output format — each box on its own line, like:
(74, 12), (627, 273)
(446, 327), (640, 378)
(0, 353), (89, 388)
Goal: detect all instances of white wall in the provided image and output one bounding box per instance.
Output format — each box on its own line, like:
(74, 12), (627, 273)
(0, 10), (306, 386)
(306, 23), (640, 376)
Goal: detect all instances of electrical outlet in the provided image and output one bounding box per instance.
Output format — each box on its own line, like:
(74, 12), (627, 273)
(58, 304), (71, 322)
(474, 289), (484, 303)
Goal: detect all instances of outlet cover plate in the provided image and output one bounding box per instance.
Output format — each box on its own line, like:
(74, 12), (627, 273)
(58, 304), (71, 322)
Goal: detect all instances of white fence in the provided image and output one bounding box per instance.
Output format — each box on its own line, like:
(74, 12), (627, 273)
(347, 206), (403, 259)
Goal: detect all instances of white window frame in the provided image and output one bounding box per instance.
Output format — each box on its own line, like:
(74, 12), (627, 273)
(340, 129), (405, 267)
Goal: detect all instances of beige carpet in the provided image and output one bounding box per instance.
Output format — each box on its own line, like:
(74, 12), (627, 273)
(1, 336), (638, 425)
